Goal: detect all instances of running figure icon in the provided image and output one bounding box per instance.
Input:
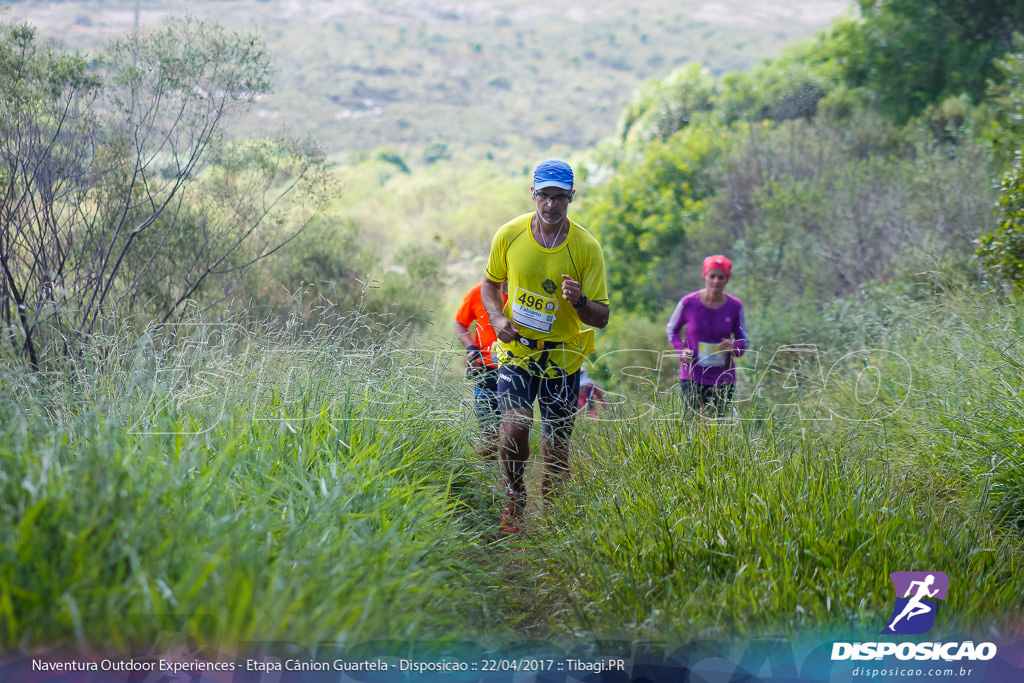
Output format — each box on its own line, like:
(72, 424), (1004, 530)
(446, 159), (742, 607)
(882, 571), (949, 635)
(888, 574), (938, 631)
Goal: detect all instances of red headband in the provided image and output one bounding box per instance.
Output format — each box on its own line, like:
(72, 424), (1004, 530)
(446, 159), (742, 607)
(702, 255), (732, 280)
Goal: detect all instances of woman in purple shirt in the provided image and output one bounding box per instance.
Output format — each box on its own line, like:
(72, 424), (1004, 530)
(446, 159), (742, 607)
(665, 255), (749, 415)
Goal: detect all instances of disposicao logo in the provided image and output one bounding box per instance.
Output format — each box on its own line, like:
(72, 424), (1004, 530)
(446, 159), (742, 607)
(831, 571), (998, 663)
(882, 571), (949, 635)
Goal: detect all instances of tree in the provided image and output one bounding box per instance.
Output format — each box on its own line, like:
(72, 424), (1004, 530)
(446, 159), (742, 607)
(580, 123), (728, 315)
(983, 33), (1024, 164)
(834, 0), (1024, 123)
(977, 150), (1024, 289)
(976, 35), (1024, 284)
(0, 19), (329, 370)
(615, 63), (717, 149)
(716, 35), (841, 126)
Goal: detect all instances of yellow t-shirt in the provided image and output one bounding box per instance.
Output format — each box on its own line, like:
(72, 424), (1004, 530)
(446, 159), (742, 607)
(484, 213), (608, 372)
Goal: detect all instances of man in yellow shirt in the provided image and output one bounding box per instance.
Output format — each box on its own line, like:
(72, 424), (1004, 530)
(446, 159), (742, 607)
(480, 159), (609, 533)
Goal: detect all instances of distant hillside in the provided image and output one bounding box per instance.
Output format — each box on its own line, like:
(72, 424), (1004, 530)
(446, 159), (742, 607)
(4, 0), (853, 158)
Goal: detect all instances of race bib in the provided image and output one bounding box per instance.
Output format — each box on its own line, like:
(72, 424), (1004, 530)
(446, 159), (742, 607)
(696, 340), (727, 367)
(511, 287), (557, 333)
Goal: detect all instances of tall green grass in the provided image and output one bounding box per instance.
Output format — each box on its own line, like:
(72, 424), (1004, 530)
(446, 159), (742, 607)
(520, 282), (1024, 645)
(0, 310), (508, 653)
(2, 282), (1023, 655)
(828, 282), (1024, 531)
(527, 414), (1022, 643)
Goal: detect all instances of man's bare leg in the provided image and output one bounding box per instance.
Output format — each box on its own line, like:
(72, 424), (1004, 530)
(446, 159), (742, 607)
(499, 408), (532, 531)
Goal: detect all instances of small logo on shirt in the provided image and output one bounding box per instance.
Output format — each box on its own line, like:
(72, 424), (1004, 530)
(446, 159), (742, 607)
(542, 279), (558, 295)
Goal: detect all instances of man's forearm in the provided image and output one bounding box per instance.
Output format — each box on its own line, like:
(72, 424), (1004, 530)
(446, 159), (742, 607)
(576, 300), (609, 328)
(454, 321), (474, 349)
(480, 278), (505, 318)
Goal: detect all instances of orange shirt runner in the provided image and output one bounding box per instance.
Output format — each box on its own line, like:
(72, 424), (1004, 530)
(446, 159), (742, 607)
(454, 282), (506, 369)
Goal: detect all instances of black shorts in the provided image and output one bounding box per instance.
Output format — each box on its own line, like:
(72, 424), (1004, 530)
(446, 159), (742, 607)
(497, 360), (580, 438)
(680, 379), (734, 416)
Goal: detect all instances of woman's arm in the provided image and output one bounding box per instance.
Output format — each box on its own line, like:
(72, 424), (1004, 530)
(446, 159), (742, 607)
(665, 297), (687, 351)
(731, 303), (749, 357)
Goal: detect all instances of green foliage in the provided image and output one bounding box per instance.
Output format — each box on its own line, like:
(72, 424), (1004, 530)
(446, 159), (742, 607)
(519, 280), (1024, 640)
(3, 283), (1024, 649)
(978, 150), (1024, 288)
(374, 147), (411, 174)
(737, 135), (993, 310)
(611, 39), (843, 160)
(833, 0), (1024, 123)
(606, 29), (847, 161)
(0, 17), (327, 369)
(616, 63), (717, 148)
(581, 123), (731, 315)
(0, 23), (102, 367)
(235, 215), (376, 323)
(7, 4), (1024, 657)
(585, 311), (676, 398)
(982, 33), (1024, 163)
(140, 134), (329, 320)
(822, 279), (1024, 532)
(421, 140), (451, 165)
(0, 312), (505, 649)
(590, 88), (997, 345)
(364, 241), (449, 325)
(0, 23), (99, 101)
(532, 417), (1021, 638)
(716, 35), (843, 125)
(105, 16), (273, 102)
